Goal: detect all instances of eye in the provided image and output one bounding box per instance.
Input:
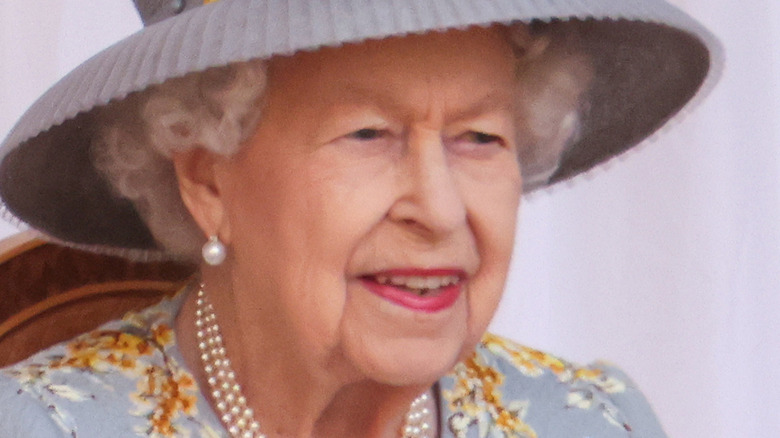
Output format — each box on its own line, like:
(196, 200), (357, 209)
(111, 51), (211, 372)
(346, 128), (387, 141)
(461, 131), (506, 147)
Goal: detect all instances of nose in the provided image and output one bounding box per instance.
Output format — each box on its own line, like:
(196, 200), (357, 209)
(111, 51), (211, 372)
(387, 127), (467, 239)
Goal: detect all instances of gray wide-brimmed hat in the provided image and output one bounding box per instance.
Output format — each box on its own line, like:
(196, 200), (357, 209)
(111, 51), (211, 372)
(0, 0), (721, 257)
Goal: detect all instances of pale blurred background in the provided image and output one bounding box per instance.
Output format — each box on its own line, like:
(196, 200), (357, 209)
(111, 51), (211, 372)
(1, 1), (778, 437)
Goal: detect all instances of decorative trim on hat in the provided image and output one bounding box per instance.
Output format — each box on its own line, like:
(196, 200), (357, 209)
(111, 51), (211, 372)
(0, 0), (723, 258)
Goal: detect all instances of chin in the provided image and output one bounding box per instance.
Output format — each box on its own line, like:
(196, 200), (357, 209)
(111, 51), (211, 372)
(336, 278), (491, 386)
(341, 326), (471, 387)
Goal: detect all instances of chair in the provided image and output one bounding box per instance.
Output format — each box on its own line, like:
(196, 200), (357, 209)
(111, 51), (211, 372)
(0, 230), (195, 367)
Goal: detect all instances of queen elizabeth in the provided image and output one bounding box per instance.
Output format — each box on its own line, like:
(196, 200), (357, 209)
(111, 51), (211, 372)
(0, 0), (718, 437)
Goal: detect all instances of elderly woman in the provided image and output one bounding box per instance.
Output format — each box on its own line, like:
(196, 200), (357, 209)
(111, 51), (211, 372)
(0, 0), (718, 437)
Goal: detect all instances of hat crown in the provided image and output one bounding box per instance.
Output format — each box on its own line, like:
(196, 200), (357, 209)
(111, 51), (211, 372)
(0, 0), (719, 257)
(133, 0), (206, 26)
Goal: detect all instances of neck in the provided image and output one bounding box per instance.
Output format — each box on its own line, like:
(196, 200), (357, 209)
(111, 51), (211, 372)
(176, 272), (438, 437)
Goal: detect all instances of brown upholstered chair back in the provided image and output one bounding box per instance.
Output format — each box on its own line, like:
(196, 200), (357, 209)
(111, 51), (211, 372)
(0, 231), (195, 367)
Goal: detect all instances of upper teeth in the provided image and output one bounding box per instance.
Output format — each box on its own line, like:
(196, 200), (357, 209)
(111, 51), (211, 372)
(375, 275), (459, 290)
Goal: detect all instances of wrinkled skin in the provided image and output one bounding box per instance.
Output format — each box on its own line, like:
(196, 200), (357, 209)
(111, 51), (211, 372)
(175, 25), (525, 437)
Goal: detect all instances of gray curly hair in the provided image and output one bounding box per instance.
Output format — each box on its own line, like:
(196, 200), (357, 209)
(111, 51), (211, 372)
(91, 22), (591, 261)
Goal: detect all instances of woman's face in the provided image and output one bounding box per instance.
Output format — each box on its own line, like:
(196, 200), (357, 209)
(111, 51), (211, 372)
(213, 27), (523, 385)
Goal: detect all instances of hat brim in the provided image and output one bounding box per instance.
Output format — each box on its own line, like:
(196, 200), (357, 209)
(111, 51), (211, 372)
(0, 0), (721, 257)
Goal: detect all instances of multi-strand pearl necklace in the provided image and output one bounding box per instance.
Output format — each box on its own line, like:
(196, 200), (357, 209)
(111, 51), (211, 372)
(195, 285), (434, 438)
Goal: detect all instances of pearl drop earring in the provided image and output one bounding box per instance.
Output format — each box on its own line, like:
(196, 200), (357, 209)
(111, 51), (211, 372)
(202, 235), (227, 265)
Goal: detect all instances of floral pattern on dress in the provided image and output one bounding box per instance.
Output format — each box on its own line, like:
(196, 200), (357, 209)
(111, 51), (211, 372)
(443, 351), (538, 438)
(443, 334), (634, 437)
(484, 333), (631, 431)
(3, 305), (208, 438)
(3, 293), (661, 437)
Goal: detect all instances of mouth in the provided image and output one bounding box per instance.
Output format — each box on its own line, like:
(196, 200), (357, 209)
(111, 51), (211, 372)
(359, 269), (465, 313)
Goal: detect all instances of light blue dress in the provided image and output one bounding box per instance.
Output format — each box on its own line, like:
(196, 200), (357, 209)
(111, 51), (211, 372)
(0, 292), (667, 437)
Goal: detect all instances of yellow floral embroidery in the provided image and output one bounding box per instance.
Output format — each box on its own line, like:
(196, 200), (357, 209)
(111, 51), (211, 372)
(47, 330), (158, 373)
(481, 334), (567, 378)
(480, 333), (631, 431)
(443, 334), (634, 436)
(481, 333), (626, 396)
(444, 352), (537, 438)
(7, 308), (200, 437)
(132, 363), (198, 437)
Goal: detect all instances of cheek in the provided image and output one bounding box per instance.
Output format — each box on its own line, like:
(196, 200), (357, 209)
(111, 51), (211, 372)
(227, 155), (399, 297)
(463, 159), (522, 257)
(462, 165), (522, 337)
(300, 155), (402, 255)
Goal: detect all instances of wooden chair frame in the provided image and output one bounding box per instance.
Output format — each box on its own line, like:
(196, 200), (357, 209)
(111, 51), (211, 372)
(0, 231), (194, 367)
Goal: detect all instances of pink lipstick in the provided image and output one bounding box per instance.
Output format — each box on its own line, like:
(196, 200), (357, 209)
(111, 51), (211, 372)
(360, 268), (464, 313)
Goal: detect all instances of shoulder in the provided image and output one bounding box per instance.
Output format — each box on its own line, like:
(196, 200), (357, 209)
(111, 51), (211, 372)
(0, 294), (223, 438)
(0, 372), (66, 437)
(438, 333), (667, 438)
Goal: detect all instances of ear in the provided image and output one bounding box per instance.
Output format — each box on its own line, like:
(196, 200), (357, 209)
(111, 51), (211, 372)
(171, 149), (232, 244)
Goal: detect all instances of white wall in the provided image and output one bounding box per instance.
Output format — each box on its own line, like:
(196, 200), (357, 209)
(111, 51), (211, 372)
(1, 2), (778, 437)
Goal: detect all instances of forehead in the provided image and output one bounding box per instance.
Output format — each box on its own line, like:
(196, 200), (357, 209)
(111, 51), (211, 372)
(264, 26), (520, 115)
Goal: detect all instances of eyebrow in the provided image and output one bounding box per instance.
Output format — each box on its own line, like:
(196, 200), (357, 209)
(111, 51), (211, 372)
(336, 84), (516, 122)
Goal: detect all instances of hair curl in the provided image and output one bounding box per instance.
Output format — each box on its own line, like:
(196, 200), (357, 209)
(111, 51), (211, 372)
(91, 22), (591, 260)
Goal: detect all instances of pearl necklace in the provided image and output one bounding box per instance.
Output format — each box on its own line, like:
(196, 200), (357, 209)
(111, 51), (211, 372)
(195, 285), (434, 438)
